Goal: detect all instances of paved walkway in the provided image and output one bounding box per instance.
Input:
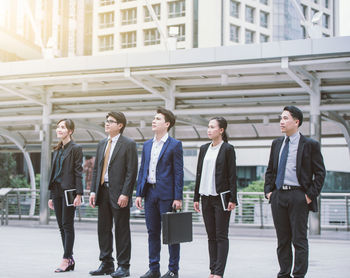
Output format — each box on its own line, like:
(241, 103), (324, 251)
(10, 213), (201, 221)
(0, 220), (349, 278)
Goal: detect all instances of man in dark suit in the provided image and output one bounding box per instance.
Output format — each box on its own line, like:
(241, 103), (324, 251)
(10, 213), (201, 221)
(135, 108), (184, 278)
(89, 111), (138, 278)
(264, 106), (326, 278)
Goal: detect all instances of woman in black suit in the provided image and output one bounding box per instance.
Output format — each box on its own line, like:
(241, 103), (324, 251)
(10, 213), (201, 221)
(48, 119), (83, 273)
(193, 117), (237, 278)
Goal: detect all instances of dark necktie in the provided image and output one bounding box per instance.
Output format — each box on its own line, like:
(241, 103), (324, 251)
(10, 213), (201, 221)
(276, 137), (290, 189)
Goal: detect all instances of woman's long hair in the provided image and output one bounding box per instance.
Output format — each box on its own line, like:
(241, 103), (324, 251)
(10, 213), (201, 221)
(210, 116), (229, 143)
(53, 119), (75, 150)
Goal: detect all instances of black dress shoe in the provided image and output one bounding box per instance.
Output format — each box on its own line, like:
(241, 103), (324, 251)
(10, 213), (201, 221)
(140, 269), (161, 278)
(161, 270), (178, 278)
(111, 266), (130, 278)
(89, 262), (115, 276)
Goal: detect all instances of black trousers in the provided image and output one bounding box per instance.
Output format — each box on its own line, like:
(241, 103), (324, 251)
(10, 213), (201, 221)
(201, 195), (231, 277)
(97, 186), (131, 268)
(270, 189), (309, 278)
(52, 193), (76, 259)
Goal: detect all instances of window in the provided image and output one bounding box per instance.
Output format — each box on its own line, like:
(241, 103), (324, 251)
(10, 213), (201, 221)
(121, 31), (136, 48)
(144, 4), (161, 22)
(245, 6), (255, 23)
(100, 0), (114, 6)
(323, 0), (329, 8)
(168, 0), (186, 18)
(121, 8), (137, 25)
(245, 29), (255, 44)
(230, 24), (239, 43)
(168, 24), (185, 41)
(323, 33), (330, 37)
(322, 14), (329, 28)
(260, 0), (268, 5)
(230, 1), (239, 18)
(260, 34), (269, 43)
(144, 28), (161, 45)
(99, 12), (114, 28)
(311, 8), (318, 18)
(301, 26), (307, 38)
(260, 11), (268, 28)
(121, 0), (135, 2)
(302, 4), (308, 20)
(313, 0), (318, 3)
(99, 34), (114, 51)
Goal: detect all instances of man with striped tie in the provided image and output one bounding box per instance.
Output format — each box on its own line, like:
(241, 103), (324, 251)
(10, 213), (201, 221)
(264, 106), (326, 278)
(89, 112), (138, 278)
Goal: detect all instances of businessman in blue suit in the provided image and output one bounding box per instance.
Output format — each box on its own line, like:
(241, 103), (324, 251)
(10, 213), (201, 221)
(135, 108), (184, 278)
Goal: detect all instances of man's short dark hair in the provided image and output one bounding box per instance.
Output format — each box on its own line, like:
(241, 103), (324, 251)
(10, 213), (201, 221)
(106, 111), (127, 133)
(283, 106), (303, 127)
(157, 108), (176, 131)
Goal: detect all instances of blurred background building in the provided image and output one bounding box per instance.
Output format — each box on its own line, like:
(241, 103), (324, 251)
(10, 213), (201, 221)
(0, 0), (93, 62)
(0, 0), (339, 60)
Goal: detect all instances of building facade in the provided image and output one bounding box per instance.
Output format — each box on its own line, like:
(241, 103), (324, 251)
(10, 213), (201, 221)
(92, 0), (338, 54)
(0, 0), (93, 62)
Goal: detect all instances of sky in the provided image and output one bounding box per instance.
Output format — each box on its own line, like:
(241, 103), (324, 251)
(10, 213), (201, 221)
(339, 0), (350, 36)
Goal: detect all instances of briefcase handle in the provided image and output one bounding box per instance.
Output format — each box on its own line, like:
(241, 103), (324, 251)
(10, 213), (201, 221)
(172, 205), (181, 213)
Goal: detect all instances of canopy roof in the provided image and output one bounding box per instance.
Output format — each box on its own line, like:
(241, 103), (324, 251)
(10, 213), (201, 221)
(0, 36), (349, 151)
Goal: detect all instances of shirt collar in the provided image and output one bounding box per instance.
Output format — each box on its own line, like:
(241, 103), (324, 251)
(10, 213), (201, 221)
(153, 133), (168, 143)
(61, 140), (72, 150)
(108, 133), (120, 142)
(285, 131), (300, 144)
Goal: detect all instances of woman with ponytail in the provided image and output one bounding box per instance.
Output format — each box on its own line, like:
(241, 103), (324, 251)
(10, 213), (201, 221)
(193, 116), (237, 278)
(48, 119), (83, 273)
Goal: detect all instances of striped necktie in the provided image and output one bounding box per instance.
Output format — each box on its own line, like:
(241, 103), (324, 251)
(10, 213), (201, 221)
(100, 139), (112, 185)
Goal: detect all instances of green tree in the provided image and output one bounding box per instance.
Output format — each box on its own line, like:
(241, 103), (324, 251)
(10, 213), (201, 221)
(0, 153), (16, 188)
(242, 180), (264, 193)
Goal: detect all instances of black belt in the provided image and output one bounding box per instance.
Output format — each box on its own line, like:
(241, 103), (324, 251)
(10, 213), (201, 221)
(146, 182), (156, 188)
(281, 185), (300, 191)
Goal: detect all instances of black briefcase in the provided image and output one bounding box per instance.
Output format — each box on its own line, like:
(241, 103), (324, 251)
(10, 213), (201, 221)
(162, 210), (193, 245)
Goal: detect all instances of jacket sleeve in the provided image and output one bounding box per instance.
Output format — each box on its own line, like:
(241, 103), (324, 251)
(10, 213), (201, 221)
(90, 143), (100, 194)
(306, 140), (326, 200)
(173, 140), (184, 201)
(226, 144), (238, 204)
(264, 139), (277, 197)
(193, 146), (204, 202)
(73, 144), (84, 195)
(136, 144), (146, 197)
(121, 140), (138, 197)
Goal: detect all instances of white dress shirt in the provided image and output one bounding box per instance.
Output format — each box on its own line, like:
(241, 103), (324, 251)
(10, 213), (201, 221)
(104, 134), (120, 182)
(199, 141), (223, 196)
(147, 133), (168, 184)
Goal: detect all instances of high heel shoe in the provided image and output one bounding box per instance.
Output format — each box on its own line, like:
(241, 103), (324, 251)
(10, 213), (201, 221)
(69, 257), (75, 271)
(54, 258), (75, 273)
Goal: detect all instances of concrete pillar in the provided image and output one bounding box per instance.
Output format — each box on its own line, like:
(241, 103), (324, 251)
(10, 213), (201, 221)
(39, 104), (52, 224)
(309, 80), (321, 235)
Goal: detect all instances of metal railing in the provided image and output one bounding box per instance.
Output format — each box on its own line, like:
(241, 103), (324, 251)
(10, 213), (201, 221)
(5, 189), (350, 231)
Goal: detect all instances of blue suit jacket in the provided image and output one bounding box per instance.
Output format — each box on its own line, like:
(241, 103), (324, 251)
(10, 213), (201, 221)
(136, 136), (184, 201)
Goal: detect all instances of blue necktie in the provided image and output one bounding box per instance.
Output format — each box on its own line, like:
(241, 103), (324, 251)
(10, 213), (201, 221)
(276, 137), (290, 190)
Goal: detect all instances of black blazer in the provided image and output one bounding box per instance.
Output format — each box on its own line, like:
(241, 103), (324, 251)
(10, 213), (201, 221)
(194, 142), (237, 204)
(48, 141), (83, 196)
(264, 133), (326, 212)
(90, 135), (138, 209)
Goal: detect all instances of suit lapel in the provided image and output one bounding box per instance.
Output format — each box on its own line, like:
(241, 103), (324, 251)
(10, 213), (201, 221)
(158, 137), (171, 162)
(98, 139), (108, 166)
(296, 134), (306, 178)
(61, 142), (74, 164)
(274, 137), (284, 169)
(109, 135), (123, 163)
(144, 140), (153, 170)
